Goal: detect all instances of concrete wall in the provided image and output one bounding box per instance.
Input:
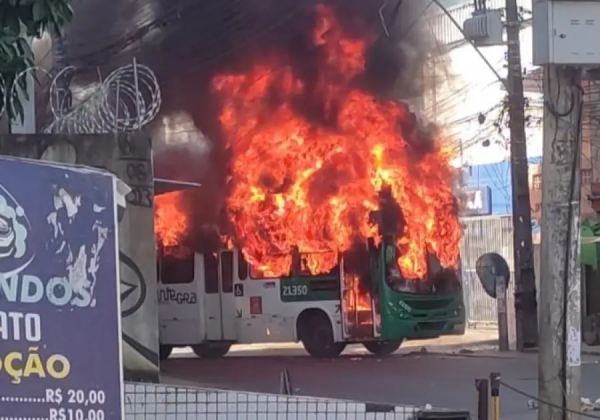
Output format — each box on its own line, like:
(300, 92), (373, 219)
(0, 133), (159, 382)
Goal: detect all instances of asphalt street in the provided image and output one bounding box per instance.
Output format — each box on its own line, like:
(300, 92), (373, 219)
(161, 343), (600, 420)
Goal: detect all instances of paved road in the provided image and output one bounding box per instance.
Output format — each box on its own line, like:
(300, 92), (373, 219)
(162, 342), (600, 420)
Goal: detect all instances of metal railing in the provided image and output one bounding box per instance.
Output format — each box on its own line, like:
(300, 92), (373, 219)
(460, 215), (515, 326)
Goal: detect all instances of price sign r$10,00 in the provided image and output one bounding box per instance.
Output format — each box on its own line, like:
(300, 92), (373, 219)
(45, 389), (108, 420)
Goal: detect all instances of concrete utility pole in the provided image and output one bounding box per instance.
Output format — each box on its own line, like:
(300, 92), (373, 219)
(538, 65), (583, 420)
(505, 0), (539, 350)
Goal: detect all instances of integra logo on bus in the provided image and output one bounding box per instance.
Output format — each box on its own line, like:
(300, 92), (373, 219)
(158, 287), (197, 304)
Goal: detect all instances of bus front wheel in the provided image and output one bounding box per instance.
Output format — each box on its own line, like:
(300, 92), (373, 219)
(362, 340), (402, 356)
(192, 343), (231, 358)
(299, 310), (346, 358)
(449, 323), (466, 336)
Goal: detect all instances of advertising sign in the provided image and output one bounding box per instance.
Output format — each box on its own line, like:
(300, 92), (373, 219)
(461, 186), (492, 216)
(0, 158), (122, 420)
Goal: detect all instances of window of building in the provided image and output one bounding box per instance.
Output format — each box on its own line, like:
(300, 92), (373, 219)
(532, 174), (542, 191)
(159, 254), (195, 284)
(582, 169), (592, 185)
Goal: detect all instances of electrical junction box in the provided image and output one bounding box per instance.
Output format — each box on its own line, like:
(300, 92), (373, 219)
(533, 0), (600, 66)
(463, 10), (504, 46)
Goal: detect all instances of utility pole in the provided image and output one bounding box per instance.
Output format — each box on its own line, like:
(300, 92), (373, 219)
(538, 65), (582, 420)
(505, 0), (539, 350)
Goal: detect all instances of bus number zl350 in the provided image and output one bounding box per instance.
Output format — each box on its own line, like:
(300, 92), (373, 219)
(282, 285), (308, 297)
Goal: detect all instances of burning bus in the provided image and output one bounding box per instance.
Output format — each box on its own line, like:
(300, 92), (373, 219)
(156, 188), (464, 360)
(153, 4), (464, 359)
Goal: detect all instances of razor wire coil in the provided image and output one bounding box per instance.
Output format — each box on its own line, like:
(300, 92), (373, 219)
(0, 60), (161, 134)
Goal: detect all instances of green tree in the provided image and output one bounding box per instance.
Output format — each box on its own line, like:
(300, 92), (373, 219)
(0, 0), (73, 123)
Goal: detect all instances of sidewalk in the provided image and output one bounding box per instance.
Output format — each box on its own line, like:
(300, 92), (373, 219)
(417, 328), (600, 357)
(169, 328), (600, 359)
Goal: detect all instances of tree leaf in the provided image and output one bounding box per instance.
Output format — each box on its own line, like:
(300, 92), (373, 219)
(3, 8), (21, 35)
(32, 0), (46, 22)
(0, 0), (73, 123)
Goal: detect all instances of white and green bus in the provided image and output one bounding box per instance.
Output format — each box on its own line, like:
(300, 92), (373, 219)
(155, 180), (465, 359)
(157, 239), (465, 359)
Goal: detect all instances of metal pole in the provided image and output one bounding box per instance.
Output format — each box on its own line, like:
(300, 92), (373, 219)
(538, 65), (583, 420)
(475, 379), (489, 420)
(505, 0), (539, 351)
(132, 57), (142, 130)
(496, 276), (509, 351)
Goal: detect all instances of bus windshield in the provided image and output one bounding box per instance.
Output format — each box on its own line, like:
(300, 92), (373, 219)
(386, 252), (461, 294)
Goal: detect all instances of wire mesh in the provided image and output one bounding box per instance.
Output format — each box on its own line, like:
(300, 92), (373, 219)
(460, 215), (515, 326)
(124, 382), (420, 420)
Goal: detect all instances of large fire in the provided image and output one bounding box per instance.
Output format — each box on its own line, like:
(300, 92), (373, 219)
(155, 191), (189, 250)
(155, 4), (462, 280)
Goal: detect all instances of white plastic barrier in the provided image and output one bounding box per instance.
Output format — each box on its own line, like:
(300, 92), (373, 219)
(124, 382), (419, 420)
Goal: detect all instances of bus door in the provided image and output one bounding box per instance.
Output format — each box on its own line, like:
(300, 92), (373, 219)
(218, 250), (237, 340)
(339, 258), (351, 339)
(203, 251), (237, 341)
(340, 257), (376, 339)
(371, 287), (382, 338)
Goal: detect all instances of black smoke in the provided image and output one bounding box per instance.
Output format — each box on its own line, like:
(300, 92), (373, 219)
(57, 0), (440, 248)
(59, 0), (436, 139)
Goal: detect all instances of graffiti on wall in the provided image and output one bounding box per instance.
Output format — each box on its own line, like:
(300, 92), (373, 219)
(116, 136), (151, 318)
(117, 136), (153, 209)
(113, 136), (160, 382)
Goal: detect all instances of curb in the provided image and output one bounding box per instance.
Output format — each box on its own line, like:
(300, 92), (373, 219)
(403, 350), (517, 359)
(161, 375), (231, 390)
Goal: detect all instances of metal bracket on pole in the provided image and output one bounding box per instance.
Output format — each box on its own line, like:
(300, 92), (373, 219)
(496, 276), (509, 351)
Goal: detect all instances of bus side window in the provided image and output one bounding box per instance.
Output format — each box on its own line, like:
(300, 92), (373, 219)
(204, 254), (219, 294)
(160, 254), (194, 284)
(238, 250), (248, 280)
(221, 251), (233, 293)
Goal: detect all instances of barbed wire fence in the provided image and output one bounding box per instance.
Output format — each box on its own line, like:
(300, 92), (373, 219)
(0, 58), (161, 134)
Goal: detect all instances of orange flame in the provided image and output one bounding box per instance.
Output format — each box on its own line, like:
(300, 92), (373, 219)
(155, 191), (189, 254)
(211, 5), (462, 279)
(344, 274), (372, 312)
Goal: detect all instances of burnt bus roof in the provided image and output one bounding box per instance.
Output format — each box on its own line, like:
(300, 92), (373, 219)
(154, 178), (202, 195)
